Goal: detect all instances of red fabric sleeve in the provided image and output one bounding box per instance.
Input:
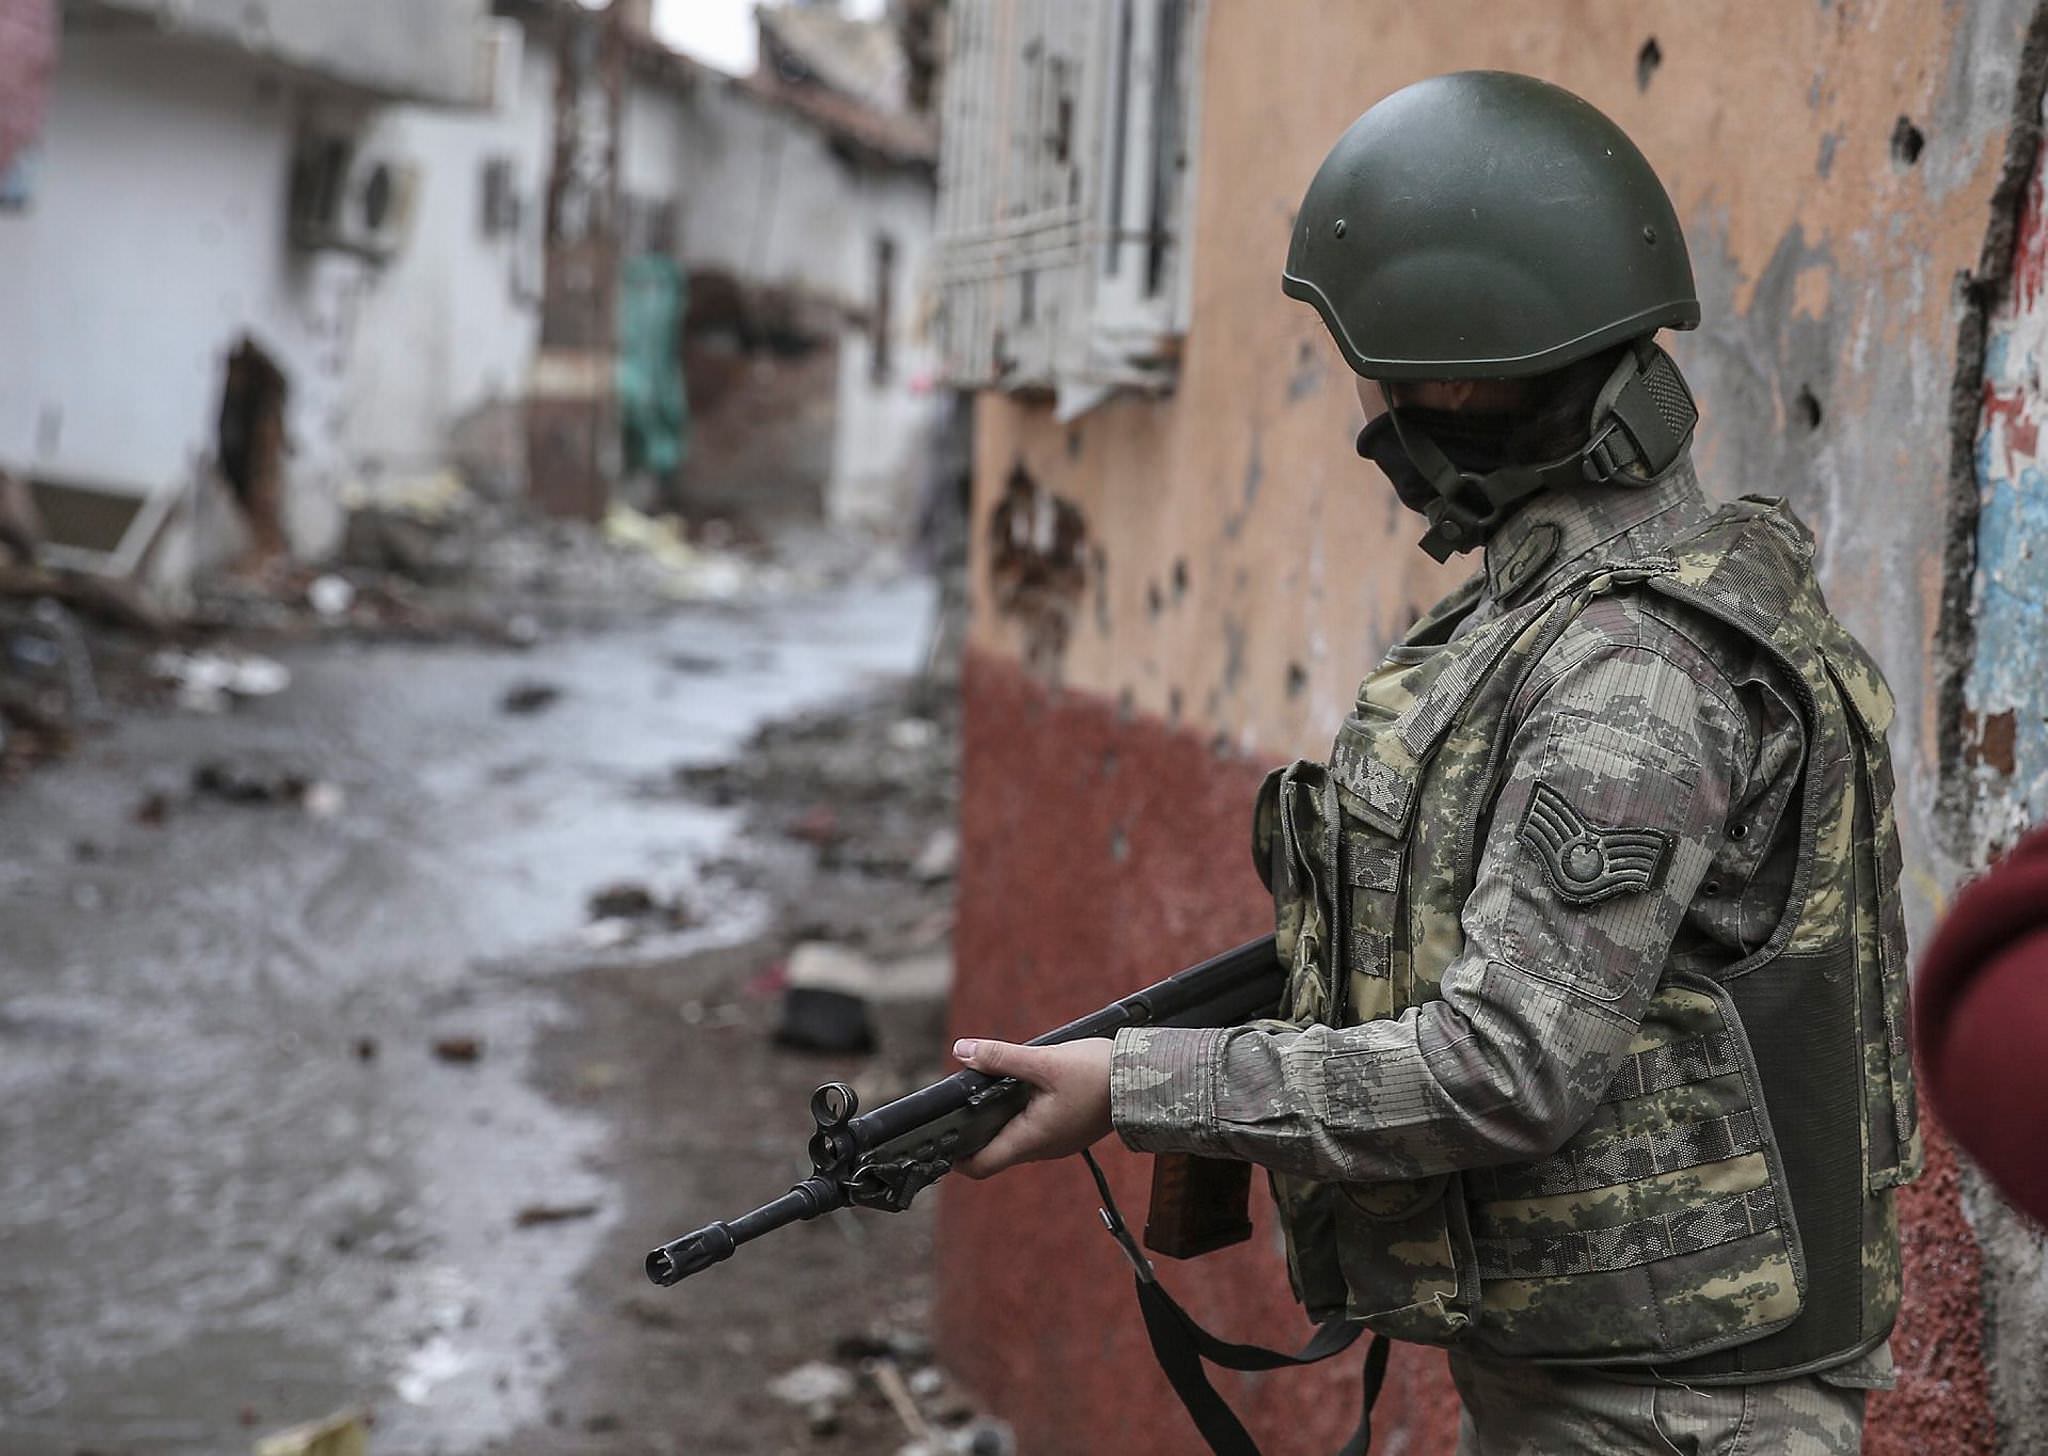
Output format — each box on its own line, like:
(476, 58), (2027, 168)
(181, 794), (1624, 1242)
(1915, 823), (2048, 1225)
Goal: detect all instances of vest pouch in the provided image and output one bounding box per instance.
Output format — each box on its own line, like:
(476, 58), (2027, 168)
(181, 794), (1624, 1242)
(1332, 1172), (1480, 1342)
(1464, 975), (1806, 1366)
(1257, 761), (1352, 1027)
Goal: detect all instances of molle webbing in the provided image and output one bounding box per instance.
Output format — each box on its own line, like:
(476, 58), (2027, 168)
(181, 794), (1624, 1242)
(1599, 1030), (1742, 1102)
(1663, 948), (1868, 1378)
(1474, 1187), (1781, 1281)
(1471, 1110), (1765, 1203)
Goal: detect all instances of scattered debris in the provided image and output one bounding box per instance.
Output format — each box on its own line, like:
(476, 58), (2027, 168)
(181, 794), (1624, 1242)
(431, 1036), (483, 1064)
(500, 680), (563, 716)
(869, 1358), (933, 1442)
(582, 880), (697, 949)
(302, 780), (348, 819)
(307, 574), (358, 618)
(588, 882), (659, 919)
(253, 1408), (370, 1456)
(788, 803), (844, 847)
(775, 943), (953, 1059)
(514, 1201), (601, 1228)
(152, 649), (291, 713)
(777, 983), (876, 1054)
(767, 1360), (858, 1435)
(602, 504), (754, 601)
(911, 827), (959, 884)
(190, 761), (340, 815)
(888, 717), (938, 751)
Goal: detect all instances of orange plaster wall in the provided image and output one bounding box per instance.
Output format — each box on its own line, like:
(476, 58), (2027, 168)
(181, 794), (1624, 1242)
(952, 1), (2045, 1449)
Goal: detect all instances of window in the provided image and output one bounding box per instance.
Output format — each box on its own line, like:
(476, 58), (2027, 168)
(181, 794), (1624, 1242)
(936, 0), (1202, 414)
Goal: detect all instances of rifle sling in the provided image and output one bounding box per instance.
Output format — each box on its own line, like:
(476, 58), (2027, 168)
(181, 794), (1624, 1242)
(1082, 1150), (1389, 1456)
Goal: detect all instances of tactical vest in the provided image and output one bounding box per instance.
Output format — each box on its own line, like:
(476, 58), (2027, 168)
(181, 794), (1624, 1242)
(1252, 497), (1921, 1378)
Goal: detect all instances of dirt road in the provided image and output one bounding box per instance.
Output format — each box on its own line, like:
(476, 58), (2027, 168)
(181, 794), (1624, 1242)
(0, 577), (965, 1455)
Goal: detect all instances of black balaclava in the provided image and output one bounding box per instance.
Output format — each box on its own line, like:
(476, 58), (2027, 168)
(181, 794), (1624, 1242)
(1349, 342), (1702, 563)
(1355, 407), (1514, 516)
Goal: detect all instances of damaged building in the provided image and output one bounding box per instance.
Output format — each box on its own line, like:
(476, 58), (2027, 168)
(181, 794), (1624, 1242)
(0, 0), (945, 603)
(345, 0), (944, 534)
(0, 0), (502, 597)
(934, 3), (2048, 1455)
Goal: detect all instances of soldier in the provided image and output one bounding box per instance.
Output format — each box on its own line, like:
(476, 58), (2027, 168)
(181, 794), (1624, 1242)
(951, 72), (1920, 1455)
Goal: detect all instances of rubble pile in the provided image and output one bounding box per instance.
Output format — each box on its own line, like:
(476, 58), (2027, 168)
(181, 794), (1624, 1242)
(0, 566), (175, 779)
(332, 473), (794, 618)
(679, 685), (960, 960)
(764, 1332), (1016, 1456)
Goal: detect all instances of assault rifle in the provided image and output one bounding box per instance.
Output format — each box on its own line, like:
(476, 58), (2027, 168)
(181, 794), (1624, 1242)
(644, 934), (1282, 1285)
(645, 931), (1389, 1456)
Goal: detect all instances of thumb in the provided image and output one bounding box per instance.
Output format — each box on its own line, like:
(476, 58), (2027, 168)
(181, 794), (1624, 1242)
(953, 1037), (1051, 1086)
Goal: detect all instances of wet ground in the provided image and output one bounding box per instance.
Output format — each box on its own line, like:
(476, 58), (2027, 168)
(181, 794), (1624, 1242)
(0, 576), (957, 1455)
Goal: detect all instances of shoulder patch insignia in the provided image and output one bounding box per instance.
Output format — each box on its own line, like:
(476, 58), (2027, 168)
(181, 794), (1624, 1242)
(1518, 781), (1672, 906)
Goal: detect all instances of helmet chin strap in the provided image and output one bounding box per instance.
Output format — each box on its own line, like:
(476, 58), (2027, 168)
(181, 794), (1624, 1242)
(1390, 340), (1701, 563)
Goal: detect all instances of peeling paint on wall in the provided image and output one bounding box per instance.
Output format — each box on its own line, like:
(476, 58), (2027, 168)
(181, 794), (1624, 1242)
(1969, 107), (2048, 852)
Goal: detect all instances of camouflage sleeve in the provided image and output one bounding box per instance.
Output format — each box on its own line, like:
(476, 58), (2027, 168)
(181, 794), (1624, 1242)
(1112, 598), (1745, 1181)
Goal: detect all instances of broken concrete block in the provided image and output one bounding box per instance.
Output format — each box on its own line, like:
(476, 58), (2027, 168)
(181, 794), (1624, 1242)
(775, 986), (875, 1054)
(911, 826), (960, 883)
(776, 943), (952, 1058)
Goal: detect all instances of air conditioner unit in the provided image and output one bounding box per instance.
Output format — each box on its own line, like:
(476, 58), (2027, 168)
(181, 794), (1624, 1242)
(288, 132), (419, 263)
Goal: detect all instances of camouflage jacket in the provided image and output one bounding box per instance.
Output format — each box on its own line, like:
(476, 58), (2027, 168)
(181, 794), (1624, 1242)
(1110, 464), (1919, 1380)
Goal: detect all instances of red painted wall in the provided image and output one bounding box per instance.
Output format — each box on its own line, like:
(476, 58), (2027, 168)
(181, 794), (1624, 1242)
(941, 650), (1997, 1455)
(939, 650), (1463, 1455)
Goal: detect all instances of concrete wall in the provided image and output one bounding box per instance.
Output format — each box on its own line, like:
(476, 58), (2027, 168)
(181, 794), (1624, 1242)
(941, 2), (2048, 1452)
(0, 29), (375, 582)
(73, 0), (492, 107)
(672, 75), (941, 526)
(343, 43), (557, 492)
(1960, 69), (2048, 1446)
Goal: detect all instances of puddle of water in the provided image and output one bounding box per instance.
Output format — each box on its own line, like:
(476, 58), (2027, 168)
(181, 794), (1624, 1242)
(0, 577), (933, 1454)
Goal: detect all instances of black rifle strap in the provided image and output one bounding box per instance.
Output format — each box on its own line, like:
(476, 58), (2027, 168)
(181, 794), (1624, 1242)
(1081, 1150), (1390, 1456)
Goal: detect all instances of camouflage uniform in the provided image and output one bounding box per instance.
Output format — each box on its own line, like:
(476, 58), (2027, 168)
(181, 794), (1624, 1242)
(1111, 461), (1914, 1452)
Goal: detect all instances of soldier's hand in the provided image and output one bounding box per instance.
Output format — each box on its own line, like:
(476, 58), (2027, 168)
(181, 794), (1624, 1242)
(951, 1037), (1114, 1178)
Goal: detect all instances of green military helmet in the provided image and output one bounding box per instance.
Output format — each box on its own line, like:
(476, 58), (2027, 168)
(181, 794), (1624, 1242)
(1283, 71), (1699, 380)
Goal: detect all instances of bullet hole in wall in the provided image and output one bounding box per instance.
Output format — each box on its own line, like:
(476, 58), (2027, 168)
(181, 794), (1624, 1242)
(1636, 38), (1662, 92)
(1147, 580), (1164, 617)
(988, 460), (1090, 670)
(1168, 687), (1184, 723)
(1172, 558), (1189, 600)
(1286, 662), (1309, 698)
(1891, 115), (1925, 168)
(1795, 386), (1824, 432)
(1067, 427), (1084, 460)
(1109, 825), (1129, 863)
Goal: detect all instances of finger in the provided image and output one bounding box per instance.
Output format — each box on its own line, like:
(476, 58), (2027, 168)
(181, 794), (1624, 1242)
(952, 1037), (1052, 1087)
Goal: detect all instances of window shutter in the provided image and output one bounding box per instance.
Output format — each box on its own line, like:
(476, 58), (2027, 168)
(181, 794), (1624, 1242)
(937, 0), (1202, 412)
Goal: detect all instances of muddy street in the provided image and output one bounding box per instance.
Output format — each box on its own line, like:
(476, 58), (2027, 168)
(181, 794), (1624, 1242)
(0, 577), (963, 1455)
